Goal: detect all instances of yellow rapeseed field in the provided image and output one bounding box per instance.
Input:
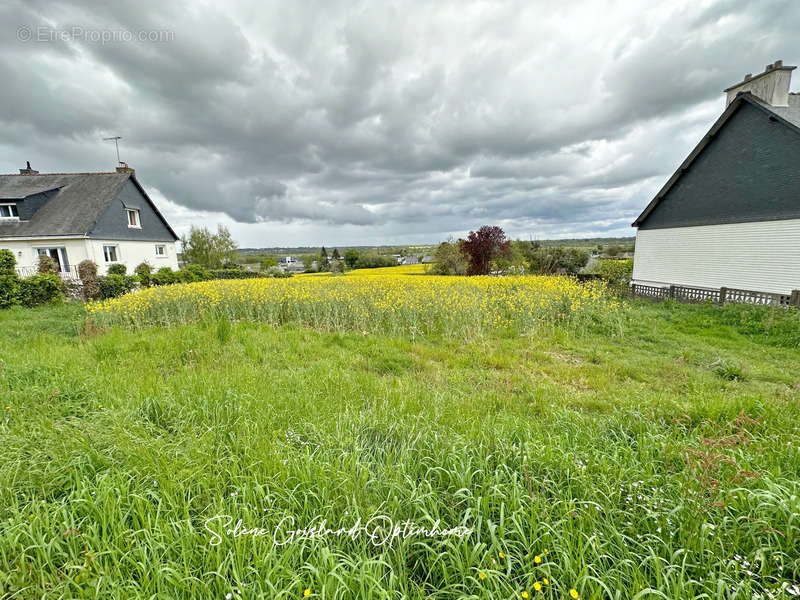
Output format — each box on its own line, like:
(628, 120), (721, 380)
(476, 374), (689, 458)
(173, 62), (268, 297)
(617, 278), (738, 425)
(87, 265), (622, 336)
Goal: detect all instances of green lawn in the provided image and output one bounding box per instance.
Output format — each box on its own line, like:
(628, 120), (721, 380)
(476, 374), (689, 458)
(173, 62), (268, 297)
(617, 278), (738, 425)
(1, 300), (799, 599)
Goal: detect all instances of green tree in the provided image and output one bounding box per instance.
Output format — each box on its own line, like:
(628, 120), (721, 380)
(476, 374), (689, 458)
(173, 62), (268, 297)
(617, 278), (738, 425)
(332, 248), (341, 261)
(518, 242), (589, 275)
(260, 256), (279, 270)
(429, 238), (468, 275)
(319, 246), (330, 270)
(181, 225), (238, 269)
(343, 249), (359, 269)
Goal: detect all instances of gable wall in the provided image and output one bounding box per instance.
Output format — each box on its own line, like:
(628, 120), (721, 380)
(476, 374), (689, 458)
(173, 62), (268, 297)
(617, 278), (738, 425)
(640, 102), (800, 229)
(88, 179), (176, 242)
(632, 219), (800, 294)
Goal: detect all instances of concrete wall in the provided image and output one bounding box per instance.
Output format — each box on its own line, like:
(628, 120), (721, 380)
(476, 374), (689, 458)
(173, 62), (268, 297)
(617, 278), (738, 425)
(632, 219), (800, 294)
(0, 237), (178, 275)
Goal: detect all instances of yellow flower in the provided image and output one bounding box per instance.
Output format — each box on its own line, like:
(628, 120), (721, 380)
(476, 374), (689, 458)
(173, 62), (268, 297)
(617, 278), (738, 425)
(499, 552), (505, 559)
(522, 592), (530, 599)
(570, 589), (579, 599)
(478, 571), (486, 580)
(543, 578), (549, 585)
(533, 581), (542, 591)
(534, 555), (542, 564)
(303, 589), (311, 597)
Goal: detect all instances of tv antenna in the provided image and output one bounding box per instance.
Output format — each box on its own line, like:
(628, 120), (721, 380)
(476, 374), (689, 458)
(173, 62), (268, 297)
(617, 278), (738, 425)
(103, 136), (124, 166)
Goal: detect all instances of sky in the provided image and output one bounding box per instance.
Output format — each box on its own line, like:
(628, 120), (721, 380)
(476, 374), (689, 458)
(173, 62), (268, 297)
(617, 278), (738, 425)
(1, 0), (799, 247)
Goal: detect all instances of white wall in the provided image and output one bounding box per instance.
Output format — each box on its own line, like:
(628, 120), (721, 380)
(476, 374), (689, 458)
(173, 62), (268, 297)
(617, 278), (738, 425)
(632, 219), (800, 294)
(0, 237), (178, 275)
(87, 239), (179, 274)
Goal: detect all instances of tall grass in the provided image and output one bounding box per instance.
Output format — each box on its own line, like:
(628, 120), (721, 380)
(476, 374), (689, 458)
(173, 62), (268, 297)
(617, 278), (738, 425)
(1, 299), (800, 598)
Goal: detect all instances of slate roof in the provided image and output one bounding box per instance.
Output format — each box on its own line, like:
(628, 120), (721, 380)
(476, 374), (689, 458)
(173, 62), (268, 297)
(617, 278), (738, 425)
(632, 92), (800, 228)
(0, 172), (176, 239)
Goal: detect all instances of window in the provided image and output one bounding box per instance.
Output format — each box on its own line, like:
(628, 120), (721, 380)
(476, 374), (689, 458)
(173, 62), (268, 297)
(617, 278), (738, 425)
(0, 204), (19, 218)
(103, 245), (118, 262)
(126, 209), (140, 228)
(36, 247), (68, 273)
(155, 244), (166, 257)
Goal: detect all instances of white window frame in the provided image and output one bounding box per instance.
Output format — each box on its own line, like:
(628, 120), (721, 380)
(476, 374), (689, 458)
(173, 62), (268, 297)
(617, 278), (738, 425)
(126, 208), (141, 229)
(0, 203), (19, 219)
(155, 244), (167, 257)
(103, 244), (120, 263)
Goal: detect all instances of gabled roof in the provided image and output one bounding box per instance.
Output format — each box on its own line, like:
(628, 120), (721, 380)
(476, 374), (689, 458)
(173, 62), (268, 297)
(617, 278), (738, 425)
(0, 171), (178, 240)
(632, 92), (800, 228)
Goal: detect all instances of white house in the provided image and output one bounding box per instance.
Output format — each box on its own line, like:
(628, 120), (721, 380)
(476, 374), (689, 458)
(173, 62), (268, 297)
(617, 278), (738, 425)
(631, 60), (800, 295)
(0, 163), (179, 277)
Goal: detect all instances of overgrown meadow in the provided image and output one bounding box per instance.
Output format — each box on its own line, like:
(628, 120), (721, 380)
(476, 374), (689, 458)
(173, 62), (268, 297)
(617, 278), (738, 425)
(2, 268), (800, 599)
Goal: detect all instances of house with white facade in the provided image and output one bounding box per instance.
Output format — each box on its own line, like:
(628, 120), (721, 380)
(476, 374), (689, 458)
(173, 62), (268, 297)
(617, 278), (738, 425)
(0, 163), (179, 277)
(631, 60), (800, 295)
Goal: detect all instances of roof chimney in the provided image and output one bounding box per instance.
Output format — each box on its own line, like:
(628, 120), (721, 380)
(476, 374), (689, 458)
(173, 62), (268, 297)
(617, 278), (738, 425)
(724, 60), (796, 107)
(19, 160), (39, 175)
(116, 163), (135, 174)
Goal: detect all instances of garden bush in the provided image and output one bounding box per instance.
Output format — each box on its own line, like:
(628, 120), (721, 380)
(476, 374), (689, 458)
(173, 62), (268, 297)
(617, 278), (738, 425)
(78, 260), (102, 301)
(0, 250), (20, 308)
(19, 274), (63, 307)
(179, 264), (209, 283)
(152, 267), (178, 286)
(135, 263), (153, 288)
(108, 263), (127, 276)
(99, 274), (127, 299)
(37, 254), (59, 275)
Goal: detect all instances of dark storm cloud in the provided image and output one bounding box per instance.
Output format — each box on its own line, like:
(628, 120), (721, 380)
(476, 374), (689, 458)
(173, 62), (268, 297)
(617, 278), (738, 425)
(1, 0), (799, 245)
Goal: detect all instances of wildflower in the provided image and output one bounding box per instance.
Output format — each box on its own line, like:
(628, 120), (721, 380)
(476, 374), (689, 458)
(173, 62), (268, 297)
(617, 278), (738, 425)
(478, 571), (486, 580)
(534, 555), (542, 564)
(522, 592), (530, 599)
(499, 551), (505, 559)
(570, 589), (580, 599)
(533, 581), (542, 591)
(543, 578), (549, 585)
(303, 589), (311, 597)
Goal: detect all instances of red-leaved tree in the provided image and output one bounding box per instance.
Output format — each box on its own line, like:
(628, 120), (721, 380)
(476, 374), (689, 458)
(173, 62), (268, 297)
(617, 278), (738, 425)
(459, 226), (511, 276)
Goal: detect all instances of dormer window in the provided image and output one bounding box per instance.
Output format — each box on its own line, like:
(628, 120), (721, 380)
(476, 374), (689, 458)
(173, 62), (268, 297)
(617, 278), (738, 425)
(0, 204), (19, 219)
(126, 208), (140, 228)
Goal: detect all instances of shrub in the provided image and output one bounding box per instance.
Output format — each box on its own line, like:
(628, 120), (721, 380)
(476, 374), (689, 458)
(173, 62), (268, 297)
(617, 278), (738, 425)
(108, 263), (127, 276)
(19, 274), (63, 307)
(78, 260), (102, 301)
(0, 274), (20, 308)
(135, 263), (153, 287)
(519, 244), (589, 275)
(0, 249), (16, 276)
(99, 274), (127, 299)
(153, 267), (178, 286)
(37, 254), (59, 275)
(179, 264), (209, 283)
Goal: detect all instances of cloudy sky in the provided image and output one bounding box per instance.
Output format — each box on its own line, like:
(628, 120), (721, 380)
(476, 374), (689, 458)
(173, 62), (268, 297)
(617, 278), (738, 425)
(1, 1), (798, 247)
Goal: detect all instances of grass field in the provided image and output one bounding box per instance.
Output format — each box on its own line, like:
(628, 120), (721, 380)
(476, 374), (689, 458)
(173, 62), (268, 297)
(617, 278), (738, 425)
(2, 277), (800, 599)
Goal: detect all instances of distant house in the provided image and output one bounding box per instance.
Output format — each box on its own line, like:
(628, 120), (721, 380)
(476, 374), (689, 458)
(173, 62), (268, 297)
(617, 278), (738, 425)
(421, 255), (435, 264)
(632, 60), (800, 294)
(402, 255), (419, 265)
(0, 163), (179, 277)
